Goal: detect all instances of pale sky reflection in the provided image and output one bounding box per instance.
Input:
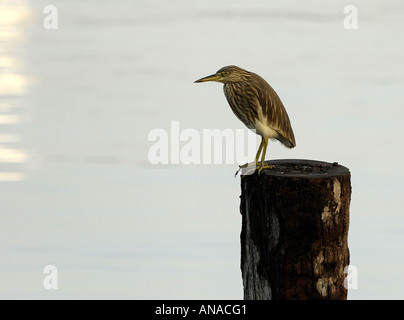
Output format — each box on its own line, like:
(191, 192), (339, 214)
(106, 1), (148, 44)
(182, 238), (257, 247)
(0, 0), (32, 181)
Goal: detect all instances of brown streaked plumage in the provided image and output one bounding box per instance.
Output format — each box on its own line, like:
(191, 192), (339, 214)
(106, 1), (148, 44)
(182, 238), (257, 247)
(194, 65), (296, 174)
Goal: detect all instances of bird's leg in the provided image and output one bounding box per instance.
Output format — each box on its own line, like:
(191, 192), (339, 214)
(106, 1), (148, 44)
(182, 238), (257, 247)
(235, 137), (265, 177)
(254, 137), (265, 166)
(238, 136), (264, 169)
(257, 137), (273, 174)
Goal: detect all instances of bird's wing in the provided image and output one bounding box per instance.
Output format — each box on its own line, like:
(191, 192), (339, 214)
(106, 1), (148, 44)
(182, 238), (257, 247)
(250, 73), (296, 148)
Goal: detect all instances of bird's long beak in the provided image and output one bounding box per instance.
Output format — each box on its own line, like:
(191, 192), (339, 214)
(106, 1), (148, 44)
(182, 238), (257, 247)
(194, 73), (220, 83)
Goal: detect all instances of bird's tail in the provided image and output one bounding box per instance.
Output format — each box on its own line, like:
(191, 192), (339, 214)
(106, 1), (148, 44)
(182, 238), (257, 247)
(276, 135), (296, 148)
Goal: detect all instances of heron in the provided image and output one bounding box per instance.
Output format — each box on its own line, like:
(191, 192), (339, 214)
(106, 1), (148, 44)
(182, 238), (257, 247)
(194, 65), (296, 175)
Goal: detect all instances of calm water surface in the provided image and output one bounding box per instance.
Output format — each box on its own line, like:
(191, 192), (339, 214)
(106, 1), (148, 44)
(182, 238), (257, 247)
(1, 0), (403, 299)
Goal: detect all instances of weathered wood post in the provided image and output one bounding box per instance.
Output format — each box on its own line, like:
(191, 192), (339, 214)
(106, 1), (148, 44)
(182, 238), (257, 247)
(240, 159), (351, 300)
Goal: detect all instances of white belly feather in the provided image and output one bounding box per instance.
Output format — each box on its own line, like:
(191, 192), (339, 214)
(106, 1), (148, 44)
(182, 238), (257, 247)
(252, 119), (279, 139)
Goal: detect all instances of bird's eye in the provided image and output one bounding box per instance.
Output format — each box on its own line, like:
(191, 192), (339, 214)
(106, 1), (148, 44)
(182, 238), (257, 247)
(221, 72), (229, 77)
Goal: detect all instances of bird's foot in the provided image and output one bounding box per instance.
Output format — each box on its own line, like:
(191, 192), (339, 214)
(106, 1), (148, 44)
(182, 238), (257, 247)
(257, 163), (273, 175)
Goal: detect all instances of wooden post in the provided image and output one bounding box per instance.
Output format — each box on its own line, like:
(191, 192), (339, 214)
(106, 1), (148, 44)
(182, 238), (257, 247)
(240, 159), (351, 300)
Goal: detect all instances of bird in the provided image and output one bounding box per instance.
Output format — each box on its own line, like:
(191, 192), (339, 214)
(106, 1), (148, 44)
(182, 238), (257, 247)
(194, 65), (296, 175)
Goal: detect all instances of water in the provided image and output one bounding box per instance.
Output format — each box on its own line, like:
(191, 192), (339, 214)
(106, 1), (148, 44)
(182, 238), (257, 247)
(1, 0), (403, 299)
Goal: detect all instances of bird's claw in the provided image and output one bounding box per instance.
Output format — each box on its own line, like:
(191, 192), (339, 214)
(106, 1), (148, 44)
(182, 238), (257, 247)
(257, 163), (273, 174)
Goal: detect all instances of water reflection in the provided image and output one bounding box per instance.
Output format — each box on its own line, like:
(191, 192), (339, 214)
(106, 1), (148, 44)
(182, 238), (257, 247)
(0, 0), (31, 181)
(0, 73), (30, 96)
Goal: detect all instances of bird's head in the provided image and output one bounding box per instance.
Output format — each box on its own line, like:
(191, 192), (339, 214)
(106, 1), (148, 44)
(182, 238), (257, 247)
(194, 65), (249, 84)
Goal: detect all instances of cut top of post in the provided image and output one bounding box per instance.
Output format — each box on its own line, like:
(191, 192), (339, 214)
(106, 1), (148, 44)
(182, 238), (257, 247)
(261, 159), (350, 179)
